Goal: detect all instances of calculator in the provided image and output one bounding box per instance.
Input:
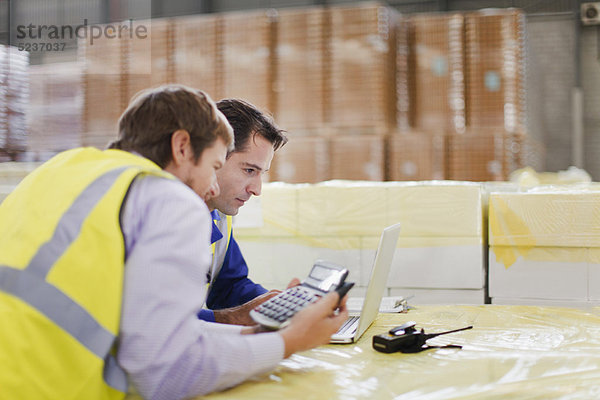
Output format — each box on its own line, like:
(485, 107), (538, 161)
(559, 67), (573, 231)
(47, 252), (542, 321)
(250, 260), (352, 330)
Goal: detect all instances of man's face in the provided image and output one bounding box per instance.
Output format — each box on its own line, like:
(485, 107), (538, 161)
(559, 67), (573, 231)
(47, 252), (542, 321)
(206, 134), (275, 215)
(181, 138), (228, 200)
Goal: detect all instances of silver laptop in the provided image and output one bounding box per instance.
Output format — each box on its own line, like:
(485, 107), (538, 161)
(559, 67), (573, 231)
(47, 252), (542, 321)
(330, 223), (401, 344)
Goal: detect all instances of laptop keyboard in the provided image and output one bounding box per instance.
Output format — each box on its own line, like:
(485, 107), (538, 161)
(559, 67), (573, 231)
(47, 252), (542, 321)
(336, 316), (359, 335)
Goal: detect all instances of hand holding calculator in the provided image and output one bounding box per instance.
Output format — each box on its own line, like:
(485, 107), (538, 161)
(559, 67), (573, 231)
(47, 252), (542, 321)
(250, 260), (354, 330)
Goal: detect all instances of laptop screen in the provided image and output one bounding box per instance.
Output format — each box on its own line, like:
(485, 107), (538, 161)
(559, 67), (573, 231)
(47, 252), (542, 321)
(354, 223), (401, 339)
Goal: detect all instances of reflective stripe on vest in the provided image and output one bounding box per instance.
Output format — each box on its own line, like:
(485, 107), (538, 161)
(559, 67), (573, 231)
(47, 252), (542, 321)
(0, 167), (129, 392)
(0, 148), (170, 399)
(208, 211), (233, 288)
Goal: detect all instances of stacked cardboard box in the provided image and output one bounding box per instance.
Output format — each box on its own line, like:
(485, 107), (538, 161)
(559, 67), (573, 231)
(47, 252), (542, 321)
(28, 62), (83, 158)
(274, 7), (326, 132)
(387, 131), (445, 181)
(330, 135), (385, 181)
(447, 129), (522, 181)
(222, 10), (274, 113)
(409, 13), (465, 134)
(328, 3), (396, 134)
(270, 136), (329, 183)
(270, 134), (386, 183)
(80, 33), (126, 148)
(446, 8), (528, 182)
(391, 12), (465, 181)
(0, 46), (29, 157)
(71, 5), (541, 183)
(489, 187), (600, 306)
(465, 9), (526, 133)
(173, 14), (223, 99)
(126, 19), (173, 102)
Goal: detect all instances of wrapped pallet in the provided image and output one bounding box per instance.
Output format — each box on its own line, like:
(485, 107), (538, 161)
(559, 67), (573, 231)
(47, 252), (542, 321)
(222, 10), (275, 113)
(465, 8), (526, 133)
(408, 12), (465, 134)
(270, 136), (329, 184)
(173, 14), (223, 100)
(234, 181), (486, 304)
(273, 7), (327, 132)
(328, 3), (396, 134)
(0, 46), (29, 157)
(447, 128), (522, 181)
(28, 62), (82, 158)
(80, 30), (125, 148)
(387, 131), (445, 181)
(489, 185), (600, 306)
(126, 18), (173, 101)
(329, 135), (385, 181)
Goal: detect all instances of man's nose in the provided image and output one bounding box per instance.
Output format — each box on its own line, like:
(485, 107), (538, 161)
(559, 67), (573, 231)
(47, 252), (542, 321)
(247, 175), (262, 196)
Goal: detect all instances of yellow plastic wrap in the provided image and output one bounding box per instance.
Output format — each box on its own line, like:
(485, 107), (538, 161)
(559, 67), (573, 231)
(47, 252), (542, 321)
(198, 305), (600, 399)
(235, 180), (486, 291)
(489, 188), (600, 269)
(489, 190), (600, 249)
(233, 182), (299, 238)
(236, 180), (484, 248)
(510, 166), (593, 186)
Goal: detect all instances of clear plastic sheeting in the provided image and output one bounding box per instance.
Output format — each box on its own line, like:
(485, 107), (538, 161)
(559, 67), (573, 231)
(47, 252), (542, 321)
(234, 181), (485, 292)
(202, 305), (600, 399)
(510, 166), (593, 186)
(489, 187), (600, 261)
(235, 180), (484, 246)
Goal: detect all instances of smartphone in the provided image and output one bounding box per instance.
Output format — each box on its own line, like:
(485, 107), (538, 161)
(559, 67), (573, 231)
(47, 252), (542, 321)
(250, 260), (353, 330)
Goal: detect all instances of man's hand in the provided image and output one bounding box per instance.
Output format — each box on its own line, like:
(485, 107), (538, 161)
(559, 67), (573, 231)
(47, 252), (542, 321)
(278, 292), (349, 358)
(212, 279), (301, 325)
(286, 278), (301, 289)
(213, 290), (281, 326)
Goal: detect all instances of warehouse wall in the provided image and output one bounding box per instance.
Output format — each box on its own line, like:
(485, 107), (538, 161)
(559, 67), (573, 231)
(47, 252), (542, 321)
(583, 26), (600, 180)
(526, 14), (576, 171)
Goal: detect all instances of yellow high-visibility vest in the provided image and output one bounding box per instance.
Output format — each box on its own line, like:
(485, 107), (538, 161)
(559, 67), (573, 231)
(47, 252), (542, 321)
(0, 147), (172, 400)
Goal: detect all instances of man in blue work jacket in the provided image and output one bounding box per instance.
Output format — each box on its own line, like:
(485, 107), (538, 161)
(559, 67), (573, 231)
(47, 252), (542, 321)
(198, 99), (297, 325)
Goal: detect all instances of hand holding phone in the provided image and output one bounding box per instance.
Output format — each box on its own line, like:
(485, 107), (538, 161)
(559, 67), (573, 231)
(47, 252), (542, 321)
(250, 260), (353, 330)
(335, 281), (355, 305)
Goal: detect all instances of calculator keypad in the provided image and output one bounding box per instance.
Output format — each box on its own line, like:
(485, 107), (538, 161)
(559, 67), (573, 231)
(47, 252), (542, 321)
(254, 286), (321, 323)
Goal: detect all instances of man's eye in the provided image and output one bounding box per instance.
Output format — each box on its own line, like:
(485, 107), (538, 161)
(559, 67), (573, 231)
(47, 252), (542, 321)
(245, 169), (255, 174)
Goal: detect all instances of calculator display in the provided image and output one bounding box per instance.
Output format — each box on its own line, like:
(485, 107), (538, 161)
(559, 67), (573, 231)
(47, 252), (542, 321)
(309, 265), (333, 280)
(305, 263), (346, 291)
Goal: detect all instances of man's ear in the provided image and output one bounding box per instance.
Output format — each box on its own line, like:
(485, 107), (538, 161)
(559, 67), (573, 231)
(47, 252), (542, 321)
(170, 129), (192, 166)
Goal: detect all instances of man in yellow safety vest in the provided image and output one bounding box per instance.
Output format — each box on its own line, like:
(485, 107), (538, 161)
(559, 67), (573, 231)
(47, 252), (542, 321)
(0, 85), (348, 400)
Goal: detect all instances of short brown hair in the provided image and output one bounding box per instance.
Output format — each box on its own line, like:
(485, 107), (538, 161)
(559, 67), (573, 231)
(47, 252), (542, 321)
(216, 99), (287, 156)
(108, 85), (233, 168)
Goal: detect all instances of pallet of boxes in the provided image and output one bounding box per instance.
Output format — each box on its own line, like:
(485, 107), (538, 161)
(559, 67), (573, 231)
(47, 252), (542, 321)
(0, 46), (29, 161)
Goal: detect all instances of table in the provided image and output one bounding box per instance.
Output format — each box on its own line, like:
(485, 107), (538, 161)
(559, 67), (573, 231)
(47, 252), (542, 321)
(203, 305), (600, 399)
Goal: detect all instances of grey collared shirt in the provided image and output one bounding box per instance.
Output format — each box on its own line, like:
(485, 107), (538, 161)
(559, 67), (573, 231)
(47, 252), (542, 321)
(117, 175), (283, 400)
